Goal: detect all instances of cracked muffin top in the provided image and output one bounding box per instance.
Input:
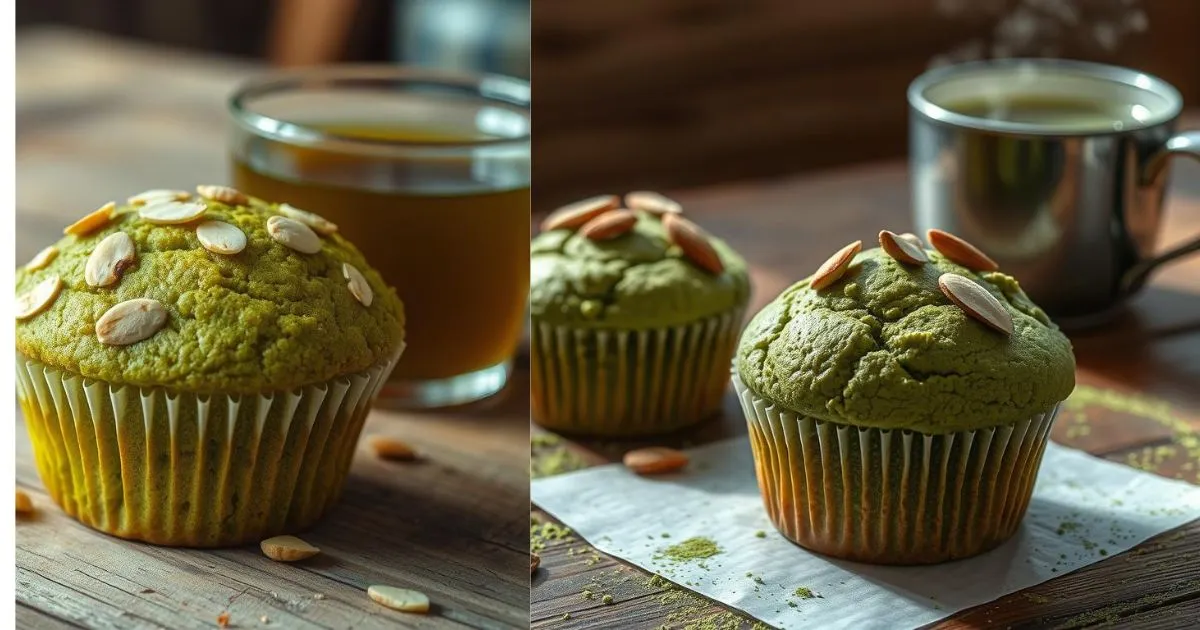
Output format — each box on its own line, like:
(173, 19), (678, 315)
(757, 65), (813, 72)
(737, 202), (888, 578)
(735, 242), (1074, 433)
(530, 199), (750, 329)
(15, 186), (405, 394)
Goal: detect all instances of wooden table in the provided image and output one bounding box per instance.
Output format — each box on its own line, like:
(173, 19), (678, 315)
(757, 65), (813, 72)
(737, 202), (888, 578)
(531, 135), (1200, 627)
(16, 28), (530, 630)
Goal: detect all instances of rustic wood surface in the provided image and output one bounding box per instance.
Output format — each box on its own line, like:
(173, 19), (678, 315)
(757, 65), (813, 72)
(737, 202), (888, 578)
(16, 29), (530, 630)
(530, 137), (1200, 627)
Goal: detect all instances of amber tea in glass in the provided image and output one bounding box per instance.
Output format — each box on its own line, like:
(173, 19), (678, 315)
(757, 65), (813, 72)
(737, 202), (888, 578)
(228, 68), (530, 408)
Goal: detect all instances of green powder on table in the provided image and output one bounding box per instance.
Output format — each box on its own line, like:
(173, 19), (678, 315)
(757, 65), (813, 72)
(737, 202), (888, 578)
(602, 594), (614, 605)
(657, 537), (722, 563)
(530, 521), (573, 552)
(793, 587), (820, 599)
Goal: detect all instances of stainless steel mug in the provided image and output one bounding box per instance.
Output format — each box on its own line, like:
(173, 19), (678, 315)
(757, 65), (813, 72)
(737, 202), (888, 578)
(909, 59), (1199, 328)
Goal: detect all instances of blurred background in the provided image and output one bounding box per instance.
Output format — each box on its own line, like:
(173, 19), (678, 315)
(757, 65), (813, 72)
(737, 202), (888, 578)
(532, 0), (1200, 211)
(15, 0), (530, 262)
(16, 0), (530, 73)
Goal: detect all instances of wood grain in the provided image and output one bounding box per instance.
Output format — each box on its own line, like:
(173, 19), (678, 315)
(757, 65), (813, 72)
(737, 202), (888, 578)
(531, 156), (1200, 627)
(15, 29), (530, 630)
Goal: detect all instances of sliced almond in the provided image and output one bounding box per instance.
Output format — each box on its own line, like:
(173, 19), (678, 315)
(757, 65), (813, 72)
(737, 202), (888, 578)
(196, 184), (249, 206)
(367, 585), (430, 613)
(927, 229), (999, 272)
(260, 535), (321, 562)
(95, 298), (169, 346)
(541, 195), (620, 232)
(138, 200), (207, 225)
(531, 553), (541, 574)
(580, 209), (638, 241)
(25, 246), (58, 271)
(369, 436), (416, 461)
(280, 203), (338, 236)
(663, 213), (724, 275)
(810, 240), (862, 290)
(64, 202), (116, 236)
(267, 216), (321, 254)
(342, 263), (374, 307)
(16, 276), (63, 320)
(626, 191), (682, 216)
(85, 232), (137, 287)
(623, 447), (689, 475)
(899, 232), (924, 249)
(16, 489), (34, 515)
(879, 230), (928, 265)
(128, 189), (190, 206)
(938, 273), (1013, 335)
(196, 221), (247, 255)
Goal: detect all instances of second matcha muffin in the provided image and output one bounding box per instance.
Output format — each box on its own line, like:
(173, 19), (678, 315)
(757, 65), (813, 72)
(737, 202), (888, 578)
(733, 230), (1074, 564)
(530, 193), (750, 436)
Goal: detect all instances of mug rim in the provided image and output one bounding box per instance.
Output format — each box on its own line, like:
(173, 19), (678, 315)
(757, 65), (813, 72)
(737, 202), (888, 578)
(227, 64), (531, 156)
(907, 58), (1183, 137)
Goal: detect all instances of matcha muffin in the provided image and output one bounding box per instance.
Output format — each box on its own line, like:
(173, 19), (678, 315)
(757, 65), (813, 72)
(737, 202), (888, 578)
(733, 230), (1074, 564)
(15, 186), (405, 547)
(530, 192), (750, 436)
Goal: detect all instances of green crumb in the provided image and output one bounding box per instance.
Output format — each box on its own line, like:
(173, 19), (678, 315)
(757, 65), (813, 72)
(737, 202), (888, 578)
(562, 613), (570, 620)
(1100, 549), (1108, 556)
(646, 574), (672, 589)
(530, 433), (561, 448)
(753, 576), (765, 585)
(582, 589), (594, 600)
(793, 587), (819, 599)
(531, 443), (587, 478)
(755, 531), (766, 538)
(745, 572), (753, 578)
(662, 533), (671, 538)
(602, 594), (614, 605)
(655, 537), (722, 563)
(1022, 593), (1051, 605)
(788, 601), (798, 608)
(530, 521), (573, 552)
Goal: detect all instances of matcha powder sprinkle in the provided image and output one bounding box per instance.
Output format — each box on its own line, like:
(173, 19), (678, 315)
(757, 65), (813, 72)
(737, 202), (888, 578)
(657, 537), (722, 563)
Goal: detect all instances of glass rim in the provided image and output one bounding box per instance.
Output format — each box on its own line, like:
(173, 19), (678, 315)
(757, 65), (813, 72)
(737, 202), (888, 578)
(907, 58), (1182, 137)
(227, 65), (531, 154)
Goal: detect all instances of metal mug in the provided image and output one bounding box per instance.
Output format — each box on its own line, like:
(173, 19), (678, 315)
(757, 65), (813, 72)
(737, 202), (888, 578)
(909, 59), (1200, 328)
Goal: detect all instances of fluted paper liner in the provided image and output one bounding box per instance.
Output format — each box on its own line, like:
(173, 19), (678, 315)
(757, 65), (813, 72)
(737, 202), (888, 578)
(16, 347), (401, 547)
(531, 309), (744, 437)
(732, 372), (1059, 565)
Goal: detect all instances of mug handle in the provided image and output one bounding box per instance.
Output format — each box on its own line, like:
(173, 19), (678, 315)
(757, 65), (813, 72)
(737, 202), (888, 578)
(1121, 130), (1200, 295)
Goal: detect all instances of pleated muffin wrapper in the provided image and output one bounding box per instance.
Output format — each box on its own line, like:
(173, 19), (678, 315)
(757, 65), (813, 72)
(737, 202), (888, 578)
(732, 371), (1060, 565)
(531, 308), (745, 437)
(15, 345), (402, 548)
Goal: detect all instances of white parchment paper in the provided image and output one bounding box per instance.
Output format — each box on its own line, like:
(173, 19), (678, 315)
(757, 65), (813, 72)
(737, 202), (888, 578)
(532, 439), (1200, 630)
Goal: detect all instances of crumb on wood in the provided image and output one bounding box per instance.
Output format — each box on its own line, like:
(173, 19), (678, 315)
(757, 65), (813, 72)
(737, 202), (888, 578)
(216, 611), (231, 628)
(260, 615), (269, 624)
(140, 588), (155, 594)
(313, 593), (326, 600)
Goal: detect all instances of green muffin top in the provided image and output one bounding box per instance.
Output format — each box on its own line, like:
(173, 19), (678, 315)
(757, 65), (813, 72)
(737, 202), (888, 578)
(15, 186), (405, 395)
(530, 194), (750, 329)
(735, 232), (1075, 433)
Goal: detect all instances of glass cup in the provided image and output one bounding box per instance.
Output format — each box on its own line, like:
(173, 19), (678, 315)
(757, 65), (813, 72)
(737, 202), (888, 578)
(228, 67), (530, 408)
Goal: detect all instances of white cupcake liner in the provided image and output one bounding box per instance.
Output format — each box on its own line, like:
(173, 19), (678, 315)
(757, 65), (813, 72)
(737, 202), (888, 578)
(16, 345), (402, 547)
(732, 371), (1059, 564)
(531, 309), (744, 437)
